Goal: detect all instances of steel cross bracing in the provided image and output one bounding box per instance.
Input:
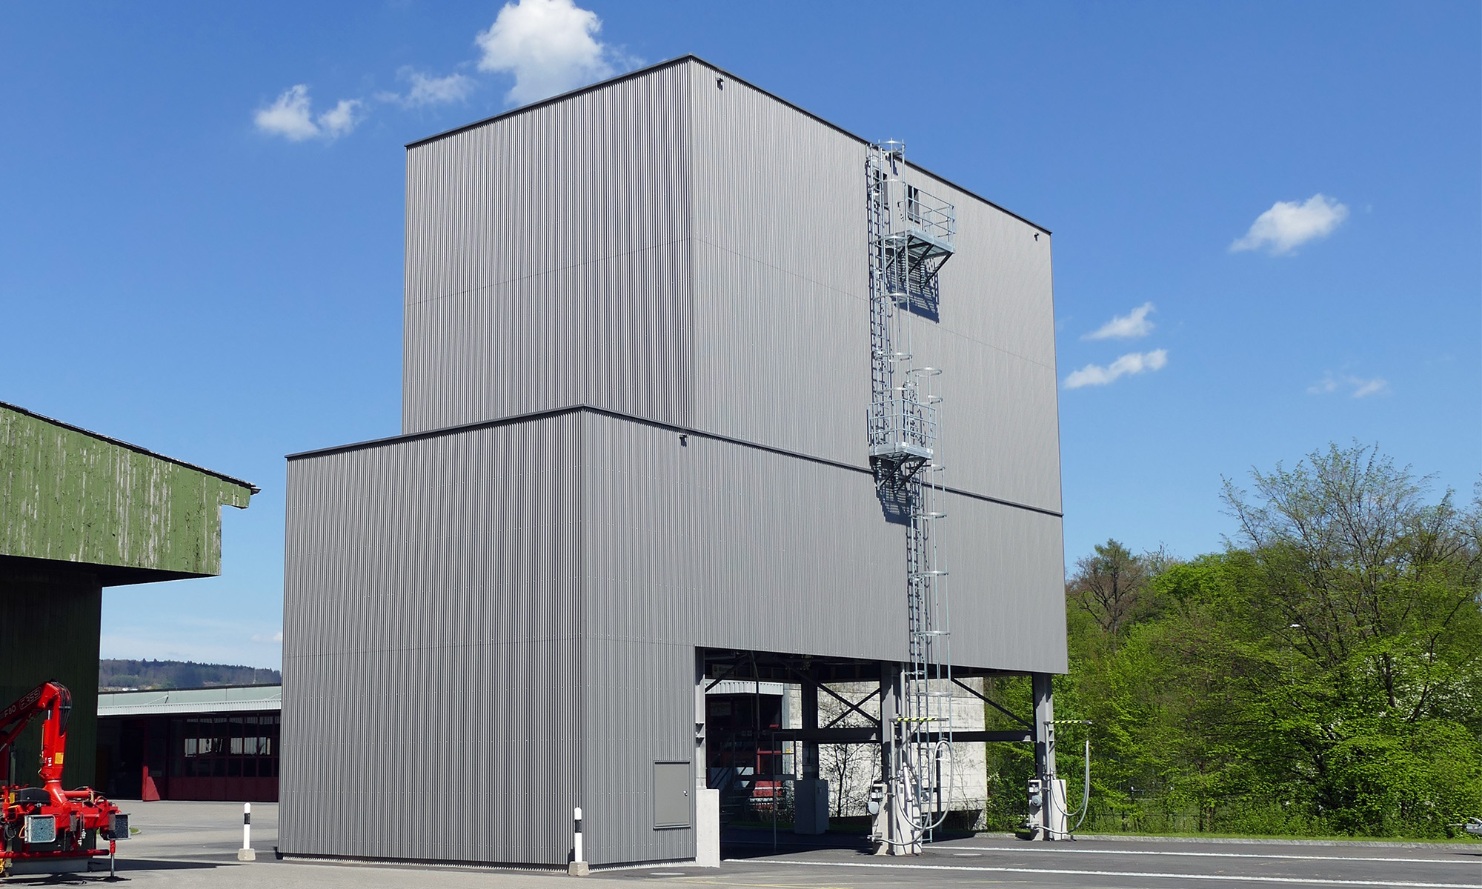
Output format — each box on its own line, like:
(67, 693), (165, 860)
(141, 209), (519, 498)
(865, 141), (957, 845)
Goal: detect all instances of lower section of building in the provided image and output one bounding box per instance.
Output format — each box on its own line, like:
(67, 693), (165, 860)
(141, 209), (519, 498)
(280, 407), (1065, 867)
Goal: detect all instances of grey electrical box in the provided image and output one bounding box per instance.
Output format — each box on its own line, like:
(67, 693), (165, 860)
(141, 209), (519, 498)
(653, 761), (692, 829)
(103, 812), (129, 841)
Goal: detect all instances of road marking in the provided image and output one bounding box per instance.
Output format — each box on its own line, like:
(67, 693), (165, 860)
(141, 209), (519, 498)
(738, 857), (1482, 888)
(949, 845), (1480, 866)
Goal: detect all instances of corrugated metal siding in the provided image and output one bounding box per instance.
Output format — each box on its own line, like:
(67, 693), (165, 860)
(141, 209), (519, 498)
(280, 414), (586, 866)
(580, 637), (695, 865)
(402, 65), (693, 435)
(925, 185), (1062, 512)
(402, 58), (1061, 515)
(682, 60), (1061, 512)
(580, 411), (1065, 673)
(288, 57), (1068, 868)
(281, 407), (1064, 866)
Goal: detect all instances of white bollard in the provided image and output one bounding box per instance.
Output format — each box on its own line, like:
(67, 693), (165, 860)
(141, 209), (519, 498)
(236, 802), (256, 862)
(567, 805), (588, 876)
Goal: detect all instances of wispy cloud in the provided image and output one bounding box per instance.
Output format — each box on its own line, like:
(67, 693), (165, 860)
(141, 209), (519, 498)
(255, 0), (635, 144)
(475, 0), (634, 105)
(101, 624), (282, 669)
(380, 68), (477, 108)
(1065, 349), (1168, 389)
(1231, 194), (1349, 255)
(254, 85), (363, 142)
(1085, 302), (1155, 340)
(1308, 372), (1389, 398)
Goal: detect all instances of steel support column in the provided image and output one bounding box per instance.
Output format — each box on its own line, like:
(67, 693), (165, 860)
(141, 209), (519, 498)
(1031, 672), (1058, 841)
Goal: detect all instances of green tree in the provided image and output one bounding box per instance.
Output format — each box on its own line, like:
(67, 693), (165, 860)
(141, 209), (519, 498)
(1067, 539), (1151, 639)
(1219, 442), (1482, 835)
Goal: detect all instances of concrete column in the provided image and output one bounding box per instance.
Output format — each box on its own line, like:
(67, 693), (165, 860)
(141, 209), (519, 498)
(693, 651), (719, 867)
(873, 664), (918, 854)
(800, 679), (819, 780)
(793, 675), (827, 835)
(1031, 672), (1059, 841)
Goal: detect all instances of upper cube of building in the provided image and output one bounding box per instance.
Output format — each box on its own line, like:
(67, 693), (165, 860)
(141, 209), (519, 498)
(401, 55), (1059, 515)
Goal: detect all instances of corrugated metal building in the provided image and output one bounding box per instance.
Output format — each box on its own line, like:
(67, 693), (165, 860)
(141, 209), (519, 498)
(281, 56), (1064, 868)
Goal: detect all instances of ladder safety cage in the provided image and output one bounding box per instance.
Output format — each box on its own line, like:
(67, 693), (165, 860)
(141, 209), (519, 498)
(865, 140), (958, 845)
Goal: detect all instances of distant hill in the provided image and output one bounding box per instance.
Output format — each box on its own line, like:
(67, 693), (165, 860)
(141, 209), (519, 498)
(99, 659), (280, 691)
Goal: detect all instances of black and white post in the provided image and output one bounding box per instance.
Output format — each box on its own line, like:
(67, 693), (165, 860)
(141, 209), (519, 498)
(567, 805), (588, 876)
(237, 802), (256, 861)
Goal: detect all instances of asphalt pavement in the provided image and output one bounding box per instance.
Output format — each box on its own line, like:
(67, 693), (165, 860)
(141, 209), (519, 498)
(7, 801), (1479, 889)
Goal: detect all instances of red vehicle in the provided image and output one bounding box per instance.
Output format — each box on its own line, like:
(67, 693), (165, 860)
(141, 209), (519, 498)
(1, 681), (128, 878)
(706, 694), (786, 810)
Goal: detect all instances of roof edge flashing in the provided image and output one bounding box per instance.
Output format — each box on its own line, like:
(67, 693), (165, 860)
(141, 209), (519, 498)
(403, 54), (1050, 236)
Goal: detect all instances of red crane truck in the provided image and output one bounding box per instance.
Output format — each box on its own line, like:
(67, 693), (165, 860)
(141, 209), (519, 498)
(1, 681), (127, 878)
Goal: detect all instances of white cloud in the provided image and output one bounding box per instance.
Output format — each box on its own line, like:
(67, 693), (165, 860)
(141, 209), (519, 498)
(254, 85), (363, 142)
(317, 99), (361, 138)
(1230, 194), (1349, 255)
(1308, 372), (1389, 398)
(254, 85), (318, 140)
(1064, 349), (1168, 389)
(1085, 302), (1155, 340)
(475, 0), (631, 105)
(381, 68), (477, 107)
(251, 631), (284, 644)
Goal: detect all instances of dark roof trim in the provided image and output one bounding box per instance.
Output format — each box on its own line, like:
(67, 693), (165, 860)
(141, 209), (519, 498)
(287, 405), (1063, 520)
(405, 54), (1051, 237)
(0, 401), (259, 495)
(0, 552), (210, 588)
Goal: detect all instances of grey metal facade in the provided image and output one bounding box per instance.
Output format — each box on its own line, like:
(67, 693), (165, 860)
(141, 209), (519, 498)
(284, 56), (1064, 868)
(400, 58), (1059, 515)
(281, 414), (587, 865)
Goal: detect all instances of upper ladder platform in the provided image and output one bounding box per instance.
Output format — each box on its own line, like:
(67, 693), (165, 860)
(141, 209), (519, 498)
(884, 182), (956, 280)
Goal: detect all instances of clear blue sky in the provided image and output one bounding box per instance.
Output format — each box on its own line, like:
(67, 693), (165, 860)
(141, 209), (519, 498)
(3, 2), (1477, 669)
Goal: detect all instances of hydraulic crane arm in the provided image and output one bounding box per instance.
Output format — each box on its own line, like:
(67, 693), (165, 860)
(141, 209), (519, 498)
(0, 682), (72, 804)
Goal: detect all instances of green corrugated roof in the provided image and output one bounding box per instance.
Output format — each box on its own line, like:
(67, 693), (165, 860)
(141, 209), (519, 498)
(98, 685), (281, 716)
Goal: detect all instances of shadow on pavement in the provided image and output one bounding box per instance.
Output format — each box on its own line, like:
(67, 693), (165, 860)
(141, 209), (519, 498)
(720, 826), (877, 859)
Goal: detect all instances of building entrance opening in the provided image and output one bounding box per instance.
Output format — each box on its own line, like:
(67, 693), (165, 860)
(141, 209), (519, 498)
(700, 649), (899, 854)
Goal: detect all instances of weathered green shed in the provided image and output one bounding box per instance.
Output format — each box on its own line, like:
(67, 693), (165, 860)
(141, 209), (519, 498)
(0, 401), (254, 792)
